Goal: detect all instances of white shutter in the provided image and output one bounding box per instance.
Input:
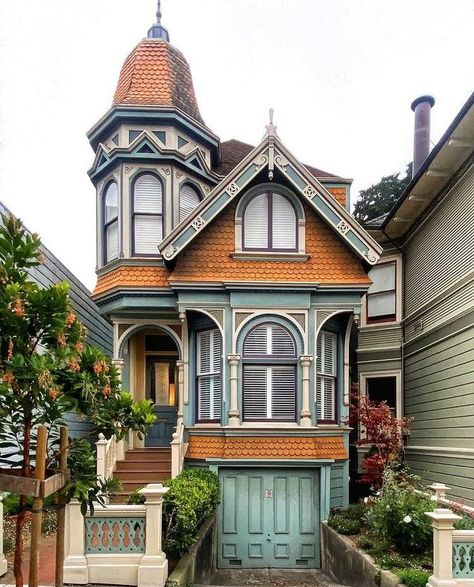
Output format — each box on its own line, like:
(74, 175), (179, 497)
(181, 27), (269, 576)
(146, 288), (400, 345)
(244, 193), (268, 248)
(243, 366), (267, 420)
(104, 183), (118, 222)
(243, 324), (268, 356)
(271, 366), (296, 420)
(134, 216), (163, 255)
(316, 330), (337, 421)
(272, 194), (296, 249)
(244, 324), (295, 357)
(197, 329), (221, 421)
(106, 221), (118, 262)
(134, 174), (162, 213)
(179, 184), (200, 222)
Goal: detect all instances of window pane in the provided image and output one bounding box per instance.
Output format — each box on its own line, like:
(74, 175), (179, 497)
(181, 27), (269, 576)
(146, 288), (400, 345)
(104, 183), (118, 223)
(179, 184), (200, 222)
(271, 366), (296, 420)
(106, 220), (118, 262)
(272, 194), (296, 249)
(244, 193), (268, 248)
(367, 377), (396, 410)
(134, 174), (163, 213)
(134, 215), (163, 255)
(368, 262), (395, 294)
(368, 291), (396, 318)
(243, 366), (267, 420)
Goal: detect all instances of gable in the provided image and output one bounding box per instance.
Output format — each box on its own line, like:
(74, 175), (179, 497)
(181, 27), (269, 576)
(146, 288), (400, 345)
(169, 198), (371, 285)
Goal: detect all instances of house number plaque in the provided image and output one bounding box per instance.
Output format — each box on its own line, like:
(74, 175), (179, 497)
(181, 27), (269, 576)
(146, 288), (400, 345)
(264, 489), (273, 498)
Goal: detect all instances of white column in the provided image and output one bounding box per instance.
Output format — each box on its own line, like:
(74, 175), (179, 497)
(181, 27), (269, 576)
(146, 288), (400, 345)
(227, 354), (241, 426)
(299, 355), (313, 427)
(96, 433), (107, 483)
(0, 496), (7, 576)
(426, 508), (461, 587)
(63, 501), (88, 584)
(138, 484), (170, 587)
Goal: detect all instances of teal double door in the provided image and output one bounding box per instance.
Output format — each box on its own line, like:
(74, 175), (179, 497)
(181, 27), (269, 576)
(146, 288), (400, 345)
(218, 468), (320, 569)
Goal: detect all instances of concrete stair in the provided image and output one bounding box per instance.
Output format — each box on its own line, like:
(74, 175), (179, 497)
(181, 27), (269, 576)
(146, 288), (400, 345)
(110, 447), (172, 503)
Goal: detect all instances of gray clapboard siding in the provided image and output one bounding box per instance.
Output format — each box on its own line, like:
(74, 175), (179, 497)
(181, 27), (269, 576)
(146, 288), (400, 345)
(406, 453), (474, 505)
(404, 166), (474, 316)
(0, 201), (112, 355)
(329, 463), (344, 509)
(357, 325), (403, 350)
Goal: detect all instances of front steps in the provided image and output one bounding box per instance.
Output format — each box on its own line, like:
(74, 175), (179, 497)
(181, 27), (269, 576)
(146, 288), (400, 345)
(110, 447), (172, 503)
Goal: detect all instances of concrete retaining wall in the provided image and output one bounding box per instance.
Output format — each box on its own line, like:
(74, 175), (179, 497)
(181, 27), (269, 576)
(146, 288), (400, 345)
(165, 515), (216, 587)
(321, 522), (401, 587)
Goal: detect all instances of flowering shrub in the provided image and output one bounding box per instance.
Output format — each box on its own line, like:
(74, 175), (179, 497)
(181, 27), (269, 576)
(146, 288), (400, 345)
(365, 469), (436, 554)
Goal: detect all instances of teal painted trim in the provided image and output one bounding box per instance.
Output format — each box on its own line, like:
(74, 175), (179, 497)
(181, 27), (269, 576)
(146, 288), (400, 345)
(88, 109), (219, 153)
(85, 516), (146, 554)
(177, 291), (229, 304)
(311, 293), (363, 305)
(236, 164), (259, 187)
(206, 458), (335, 466)
(230, 291), (311, 309)
(202, 192), (230, 221)
(222, 305), (233, 426)
(285, 164), (307, 190)
(341, 460), (350, 507)
(95, 293), (178, 313)
(453, 543), (474, 577)
(345, 230), (370, 255)
(320, 466), (331, 520)
(174, 225), (197, 250)
(314, 195), (341, 225)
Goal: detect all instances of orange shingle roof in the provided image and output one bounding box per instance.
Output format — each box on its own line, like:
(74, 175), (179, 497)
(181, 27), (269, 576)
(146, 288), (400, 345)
(186, 435), (347, 460)
(93, 265), (170, 296)
(327, 187), (347, 207)
(113, 39), (204, 125)
(170, 200), (371, 284)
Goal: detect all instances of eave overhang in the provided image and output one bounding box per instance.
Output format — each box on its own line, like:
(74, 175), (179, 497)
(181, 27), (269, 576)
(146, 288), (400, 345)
(381, 92), (474, 241)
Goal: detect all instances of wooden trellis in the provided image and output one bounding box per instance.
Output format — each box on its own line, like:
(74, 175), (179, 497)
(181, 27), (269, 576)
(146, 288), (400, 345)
(0, 425), (69, 587)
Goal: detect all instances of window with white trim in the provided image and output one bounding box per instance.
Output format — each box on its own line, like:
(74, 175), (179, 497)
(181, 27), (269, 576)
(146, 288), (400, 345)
(317, 330), (337, 422)
(243, 191), (297, 251)
(103, 182), (119, 264)
(197, 329), (222, 422)
(179, 184), (201, 222)
(242, 323), (297, 421)
(367, 261), (396, 322)
(132, 173), (163, 255)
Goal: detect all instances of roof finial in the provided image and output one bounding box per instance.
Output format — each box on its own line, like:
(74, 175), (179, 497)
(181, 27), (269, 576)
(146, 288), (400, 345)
(148, 0), (170, 41)
(264, 108), (279, 139)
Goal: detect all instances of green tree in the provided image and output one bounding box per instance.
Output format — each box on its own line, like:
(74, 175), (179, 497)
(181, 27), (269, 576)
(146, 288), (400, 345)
(0, 214), (156, 586)
(353, 163), (412, 224)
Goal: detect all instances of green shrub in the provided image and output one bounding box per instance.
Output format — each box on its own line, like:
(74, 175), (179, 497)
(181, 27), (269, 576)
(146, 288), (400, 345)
(127, 488), (146, 505)
(2, 492), (21, 515)
(365, 470), (435, 555)
(328, 515), (362, 535)
(454, 515), (474, 530)
(396, 568), (430, 587)
(162, 468), (220, 558)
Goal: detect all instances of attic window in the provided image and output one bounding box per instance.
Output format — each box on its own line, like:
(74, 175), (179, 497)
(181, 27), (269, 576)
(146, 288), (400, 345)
(243, 191), (297, 251)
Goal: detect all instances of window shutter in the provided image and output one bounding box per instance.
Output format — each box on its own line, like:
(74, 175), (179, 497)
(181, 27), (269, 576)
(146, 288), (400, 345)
(106, 221), (118, 263)
(179, 184), (200, 222)
(134, 175), (162, 213)
(134, 216), (163, 255)
(243, 324), (268, 356)
(244, 193), (268, 248)
(317, 330), (337, 421)
(272, 194), (296, 249)
(197, 329), (221, 421)
(244, 324), (295, 357)
(271, 325), (296, 357)
(271, 366), (296, 420)
(243, 366), (268, 420)
(104, 183), (118, 222)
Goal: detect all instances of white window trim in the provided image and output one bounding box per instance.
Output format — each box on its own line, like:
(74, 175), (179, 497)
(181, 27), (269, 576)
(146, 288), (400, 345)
(361, 254), (403, 327)
(359, 370), (403, 420)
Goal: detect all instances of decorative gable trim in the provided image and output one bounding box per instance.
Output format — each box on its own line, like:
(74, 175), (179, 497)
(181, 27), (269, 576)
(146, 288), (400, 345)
(160, 136), (382, 264)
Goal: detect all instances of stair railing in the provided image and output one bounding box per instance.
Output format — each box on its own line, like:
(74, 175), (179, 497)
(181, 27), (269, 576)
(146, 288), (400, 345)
(96, 433), (118, 483)
(171, 414), (185, 478)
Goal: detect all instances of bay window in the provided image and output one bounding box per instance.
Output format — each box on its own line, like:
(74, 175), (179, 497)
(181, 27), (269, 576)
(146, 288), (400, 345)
(103, 181), (118, 264)
(132, 173), (163, 255)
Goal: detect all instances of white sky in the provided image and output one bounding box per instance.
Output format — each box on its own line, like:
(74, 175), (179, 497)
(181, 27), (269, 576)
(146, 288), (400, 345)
(0, 0), (473, 290)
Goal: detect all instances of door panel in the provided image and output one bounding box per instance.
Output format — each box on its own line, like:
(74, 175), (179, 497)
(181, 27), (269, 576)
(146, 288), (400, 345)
(218, 468), (320, 569)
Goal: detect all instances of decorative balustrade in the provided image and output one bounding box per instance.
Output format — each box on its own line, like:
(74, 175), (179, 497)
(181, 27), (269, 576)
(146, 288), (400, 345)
(453, 534), (474, 579)
(64, 483), (169, 587)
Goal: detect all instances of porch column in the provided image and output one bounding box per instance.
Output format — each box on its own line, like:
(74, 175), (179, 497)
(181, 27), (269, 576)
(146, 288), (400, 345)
(176, 360), (185, 417)
(426, 508), (461, 587)
(299, 355), (313, 427)
(113, 358), (126, 461)
(227, 354), (241, 426)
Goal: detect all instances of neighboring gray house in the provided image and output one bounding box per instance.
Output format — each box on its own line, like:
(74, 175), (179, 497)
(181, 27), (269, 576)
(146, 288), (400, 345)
(357, 93), (474, 504)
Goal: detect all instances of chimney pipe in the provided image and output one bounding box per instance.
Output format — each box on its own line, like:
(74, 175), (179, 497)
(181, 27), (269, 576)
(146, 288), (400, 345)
(411, 95), (435, 175)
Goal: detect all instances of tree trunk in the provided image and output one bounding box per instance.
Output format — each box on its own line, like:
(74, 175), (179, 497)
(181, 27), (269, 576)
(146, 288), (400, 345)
(13, 418), (31, 587)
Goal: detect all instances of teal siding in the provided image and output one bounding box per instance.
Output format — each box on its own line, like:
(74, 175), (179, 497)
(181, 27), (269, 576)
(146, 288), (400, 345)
(329, 463), (345, 510)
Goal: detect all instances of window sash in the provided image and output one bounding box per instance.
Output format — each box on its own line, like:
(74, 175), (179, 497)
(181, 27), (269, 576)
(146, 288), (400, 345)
(316, 330), (337, 422)
(367, 261), (397, 322)
(105, 220), (118, 263)
(243, 364), (296, 421)
(179, 184), (201, 222)
(133, 214), (163, 255)
(197, 329), (221, 421)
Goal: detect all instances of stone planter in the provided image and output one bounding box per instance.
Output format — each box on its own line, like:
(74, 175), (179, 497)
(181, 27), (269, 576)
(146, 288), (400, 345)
(321, 522), (402, 587)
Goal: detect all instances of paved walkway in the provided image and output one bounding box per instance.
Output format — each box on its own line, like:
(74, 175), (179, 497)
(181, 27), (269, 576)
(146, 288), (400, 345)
(196, 568), (349, 587)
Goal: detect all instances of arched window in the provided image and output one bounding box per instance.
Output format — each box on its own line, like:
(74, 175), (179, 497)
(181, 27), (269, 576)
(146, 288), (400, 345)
(179, 184), (201, 222)
(316, 330), (337, 423)
(243, 191), (297, 251)
(196, 328), (222, 422)
(103, 182), (118, 264)
(242, 322), (297, 421)
(132, 173), (163, 255)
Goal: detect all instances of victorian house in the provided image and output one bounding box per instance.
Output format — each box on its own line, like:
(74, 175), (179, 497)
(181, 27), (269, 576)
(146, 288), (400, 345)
(89, 9), (381, 568)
